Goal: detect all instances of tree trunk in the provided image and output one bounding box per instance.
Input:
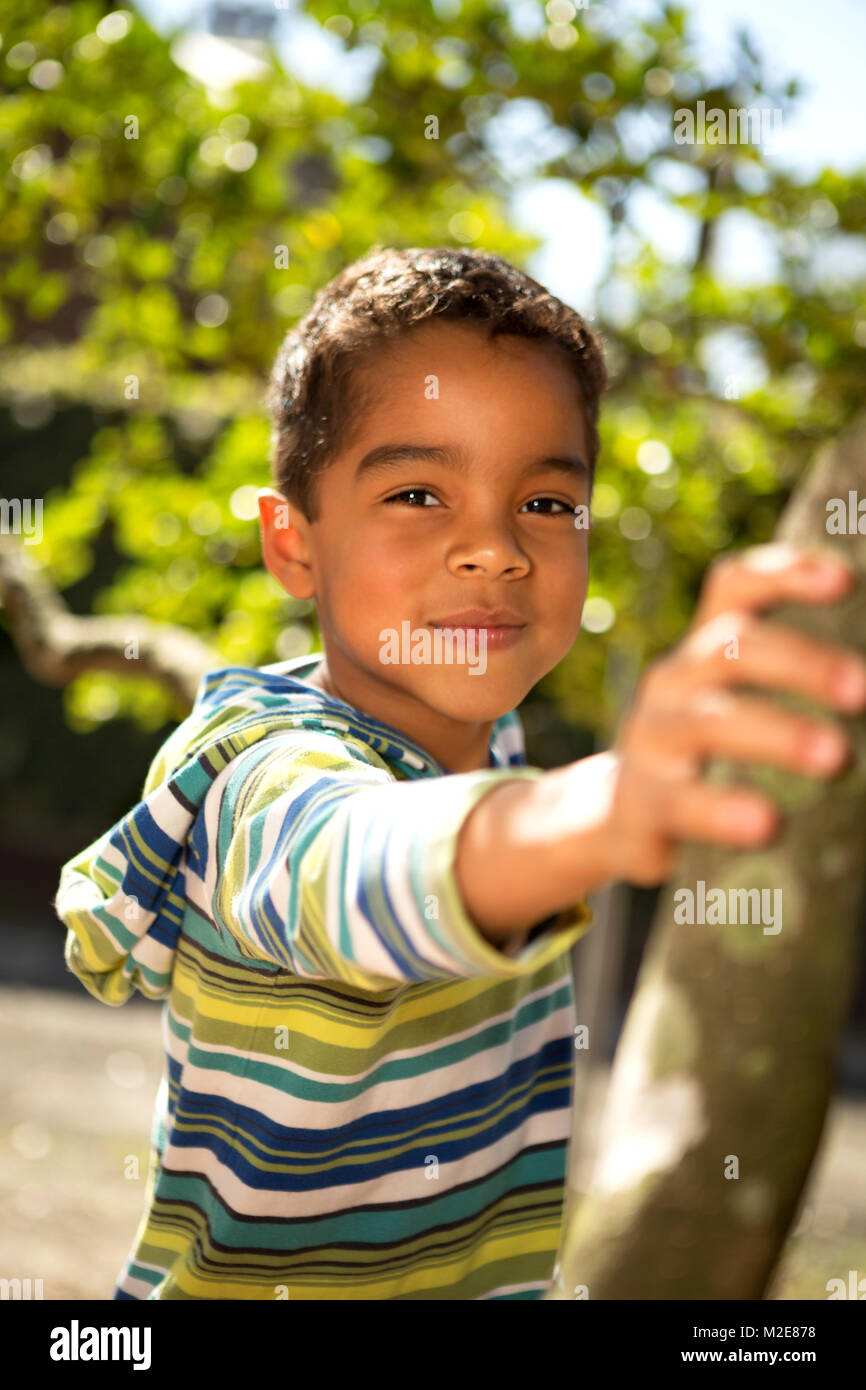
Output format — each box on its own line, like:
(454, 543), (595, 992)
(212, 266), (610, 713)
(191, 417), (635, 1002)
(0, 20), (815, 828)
(547, 413), (866, 1300)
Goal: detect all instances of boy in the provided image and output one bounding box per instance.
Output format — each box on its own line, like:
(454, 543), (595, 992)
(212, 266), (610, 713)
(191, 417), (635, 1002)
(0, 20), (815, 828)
(54, 245), (866, 1300)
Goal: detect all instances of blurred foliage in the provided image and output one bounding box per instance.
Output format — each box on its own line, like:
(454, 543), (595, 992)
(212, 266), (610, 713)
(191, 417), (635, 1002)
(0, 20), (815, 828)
(1, 0), (865, 758)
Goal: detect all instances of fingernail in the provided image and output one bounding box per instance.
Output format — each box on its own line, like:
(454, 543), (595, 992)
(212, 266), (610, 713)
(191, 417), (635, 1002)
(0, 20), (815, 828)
(835, 664), (866, 709)
(806, 557), (849, 573)
(727, 801), (774, 836)
(797, 561), (850, 592)
(806, 729), (847, 771)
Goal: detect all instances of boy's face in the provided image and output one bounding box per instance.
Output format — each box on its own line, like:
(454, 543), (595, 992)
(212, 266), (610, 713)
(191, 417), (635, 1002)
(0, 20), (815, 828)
(260, 318), (592, 771)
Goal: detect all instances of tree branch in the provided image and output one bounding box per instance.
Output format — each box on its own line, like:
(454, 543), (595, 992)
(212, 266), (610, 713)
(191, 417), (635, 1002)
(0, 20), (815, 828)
(0, 535), (220, 709)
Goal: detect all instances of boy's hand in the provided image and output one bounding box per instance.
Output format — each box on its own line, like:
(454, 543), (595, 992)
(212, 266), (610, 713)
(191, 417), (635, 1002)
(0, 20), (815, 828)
(591, 543), (866, 887)
(458, 543), (866, 941)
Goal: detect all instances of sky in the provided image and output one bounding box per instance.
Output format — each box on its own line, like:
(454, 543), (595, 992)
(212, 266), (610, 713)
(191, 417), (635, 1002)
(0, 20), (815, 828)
(131, 0), (866, 314)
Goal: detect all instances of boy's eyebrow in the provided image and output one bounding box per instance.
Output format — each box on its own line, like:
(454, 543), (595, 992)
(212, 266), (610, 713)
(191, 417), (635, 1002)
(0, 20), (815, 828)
(354, 442), (589, 482)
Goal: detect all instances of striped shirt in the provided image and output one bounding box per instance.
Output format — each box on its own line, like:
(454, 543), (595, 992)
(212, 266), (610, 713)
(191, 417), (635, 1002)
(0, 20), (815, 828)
(54, 653), (593, 1300)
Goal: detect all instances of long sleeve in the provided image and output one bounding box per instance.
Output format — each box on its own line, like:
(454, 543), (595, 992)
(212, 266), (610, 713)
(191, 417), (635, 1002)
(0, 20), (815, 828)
(197, 729), (593, 990)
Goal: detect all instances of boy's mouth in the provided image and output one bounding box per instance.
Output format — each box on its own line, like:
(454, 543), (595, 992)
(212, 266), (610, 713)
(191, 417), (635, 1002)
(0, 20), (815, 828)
(427, 607), (528, 652)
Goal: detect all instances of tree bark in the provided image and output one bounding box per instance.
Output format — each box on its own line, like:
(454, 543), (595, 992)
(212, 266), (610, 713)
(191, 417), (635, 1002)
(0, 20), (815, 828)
(547, 412), (866, 1300)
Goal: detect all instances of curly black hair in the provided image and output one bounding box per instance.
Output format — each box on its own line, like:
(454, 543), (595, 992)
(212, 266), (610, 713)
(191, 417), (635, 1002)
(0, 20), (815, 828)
(264, 244), (606, 520)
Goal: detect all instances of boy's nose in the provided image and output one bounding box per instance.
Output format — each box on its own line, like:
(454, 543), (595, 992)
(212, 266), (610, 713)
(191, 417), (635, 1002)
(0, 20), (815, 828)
(445, 532), (531, 579)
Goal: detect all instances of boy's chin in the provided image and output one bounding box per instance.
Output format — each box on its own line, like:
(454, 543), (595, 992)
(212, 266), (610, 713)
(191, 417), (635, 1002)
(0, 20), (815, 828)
(398, 667), (534, 724)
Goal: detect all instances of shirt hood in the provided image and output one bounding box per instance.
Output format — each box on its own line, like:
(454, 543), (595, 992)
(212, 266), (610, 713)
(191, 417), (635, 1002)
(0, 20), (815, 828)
(54, 654), (529, 1003)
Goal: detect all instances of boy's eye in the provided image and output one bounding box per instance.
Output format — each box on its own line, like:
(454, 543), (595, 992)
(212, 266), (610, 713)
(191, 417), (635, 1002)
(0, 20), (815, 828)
(520, 496), (575, 515)
(383, 488), (441, 507)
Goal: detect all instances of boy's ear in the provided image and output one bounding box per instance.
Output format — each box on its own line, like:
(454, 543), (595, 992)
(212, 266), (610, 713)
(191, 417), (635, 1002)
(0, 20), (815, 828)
(257, 487), (295, 532)
(257, 488), (316, 600)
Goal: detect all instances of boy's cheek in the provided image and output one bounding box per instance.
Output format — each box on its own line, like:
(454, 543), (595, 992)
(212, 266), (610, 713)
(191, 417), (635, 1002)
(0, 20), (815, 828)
(539, 571), (589, 624)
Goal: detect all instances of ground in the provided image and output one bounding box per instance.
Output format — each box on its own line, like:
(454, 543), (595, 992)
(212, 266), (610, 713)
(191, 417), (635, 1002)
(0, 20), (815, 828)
(0, 985), (863, 1300)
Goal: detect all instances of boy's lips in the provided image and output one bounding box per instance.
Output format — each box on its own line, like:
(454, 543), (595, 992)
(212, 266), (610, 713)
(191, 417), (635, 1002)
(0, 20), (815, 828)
(427, 608), (529, 652)
(427, 607), (528, 628)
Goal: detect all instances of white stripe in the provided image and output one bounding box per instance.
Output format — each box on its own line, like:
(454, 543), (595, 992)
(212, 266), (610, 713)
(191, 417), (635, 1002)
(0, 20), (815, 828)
(477, 1280), (551, 1299)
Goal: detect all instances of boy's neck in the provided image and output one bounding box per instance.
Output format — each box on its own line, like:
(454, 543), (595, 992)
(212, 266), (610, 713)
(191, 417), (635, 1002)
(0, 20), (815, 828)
(302, 658), (498, 773)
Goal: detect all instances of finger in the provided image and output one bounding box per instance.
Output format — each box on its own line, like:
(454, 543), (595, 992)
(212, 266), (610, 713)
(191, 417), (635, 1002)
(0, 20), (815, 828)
(652, 777), (781, 849)
(637, 691), (852, 778)
(670, 614), (866, 713)
(692, 544), (855, 628)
